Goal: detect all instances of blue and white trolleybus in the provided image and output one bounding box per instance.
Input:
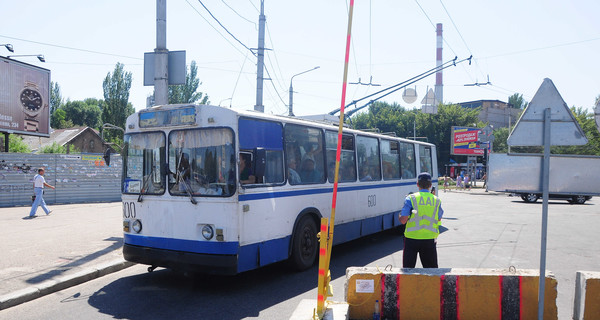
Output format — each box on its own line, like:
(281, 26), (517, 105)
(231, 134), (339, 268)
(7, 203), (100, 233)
(120, 104), (438, 274)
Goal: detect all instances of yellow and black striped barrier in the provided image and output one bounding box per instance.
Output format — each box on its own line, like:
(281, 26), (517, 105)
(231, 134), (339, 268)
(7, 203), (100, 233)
(346, 267), (558, 320)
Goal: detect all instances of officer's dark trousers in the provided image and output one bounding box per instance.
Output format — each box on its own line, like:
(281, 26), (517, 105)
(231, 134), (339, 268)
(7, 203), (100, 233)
(402, 237), (438, 268)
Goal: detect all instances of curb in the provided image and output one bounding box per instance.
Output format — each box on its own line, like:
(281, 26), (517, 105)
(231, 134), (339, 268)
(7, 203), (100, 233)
(0, 259), (135, 310)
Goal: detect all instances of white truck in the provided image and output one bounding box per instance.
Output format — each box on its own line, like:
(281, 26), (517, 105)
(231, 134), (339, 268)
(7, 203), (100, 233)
(488, 153), (600, 204)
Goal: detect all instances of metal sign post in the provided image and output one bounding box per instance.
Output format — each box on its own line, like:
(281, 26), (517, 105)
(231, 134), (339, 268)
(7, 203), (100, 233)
(538, 108), (551, 319)
(505, 79), (588, 320)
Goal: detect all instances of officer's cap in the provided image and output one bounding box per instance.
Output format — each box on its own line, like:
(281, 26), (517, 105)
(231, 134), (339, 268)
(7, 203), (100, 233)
(417, 172), (432, 181)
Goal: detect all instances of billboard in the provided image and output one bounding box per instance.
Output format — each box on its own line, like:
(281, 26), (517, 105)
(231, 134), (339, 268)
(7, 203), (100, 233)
(451, 126), (484, 155)
(0, 56), (51, 137)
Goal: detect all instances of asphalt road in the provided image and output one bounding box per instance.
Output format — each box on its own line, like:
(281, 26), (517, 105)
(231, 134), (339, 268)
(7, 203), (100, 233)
(1, 189), (598, 320)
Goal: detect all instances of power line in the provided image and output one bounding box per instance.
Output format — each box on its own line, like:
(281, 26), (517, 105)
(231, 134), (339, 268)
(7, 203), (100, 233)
(263, 65), (288, 113)
(439, 0), (486, 80)
(482, 36), (600, 59)
(184, 0), (249, 58)
(221, 0), (257, 29)
(195, 0), (256, 56)
(265, 21), (287, 93)
(0, 34), (142, 60)
(247, 0), (259, 13)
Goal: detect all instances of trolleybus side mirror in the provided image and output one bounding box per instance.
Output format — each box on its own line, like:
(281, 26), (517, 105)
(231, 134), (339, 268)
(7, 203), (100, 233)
(254, 148), (266, 180)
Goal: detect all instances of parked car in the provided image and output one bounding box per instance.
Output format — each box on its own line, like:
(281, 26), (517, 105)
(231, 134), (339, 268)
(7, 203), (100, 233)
(515, 193), (592, 204)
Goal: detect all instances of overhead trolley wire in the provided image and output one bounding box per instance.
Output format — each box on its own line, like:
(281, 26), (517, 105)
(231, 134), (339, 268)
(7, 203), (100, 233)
(221, 0), (257, 29)
(413, 0), (475, 83)
(195, 0), (256, 56)
(439, 0), (486, 81)
(0, 34), (142, 60)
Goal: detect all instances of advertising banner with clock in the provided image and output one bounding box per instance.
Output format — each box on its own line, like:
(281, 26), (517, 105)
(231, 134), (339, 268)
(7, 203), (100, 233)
(0, 56), (51, 137)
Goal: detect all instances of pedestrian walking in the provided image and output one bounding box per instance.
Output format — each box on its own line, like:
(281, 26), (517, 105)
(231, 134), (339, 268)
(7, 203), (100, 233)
(399, 172), (444, 268)
(28, 168), (55, 218)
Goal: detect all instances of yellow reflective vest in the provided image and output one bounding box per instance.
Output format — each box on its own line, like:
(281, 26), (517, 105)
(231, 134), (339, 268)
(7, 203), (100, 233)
(404, 192), (442, 239)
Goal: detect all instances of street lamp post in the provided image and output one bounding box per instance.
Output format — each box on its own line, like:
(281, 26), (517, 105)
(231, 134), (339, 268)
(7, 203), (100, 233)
(288, 66), (319, 116)
(7, 54), (45, 62)
(1, 44), (14, 53)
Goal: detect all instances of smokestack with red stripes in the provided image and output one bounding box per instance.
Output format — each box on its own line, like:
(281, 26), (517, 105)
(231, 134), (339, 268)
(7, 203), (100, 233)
(435, 23), (443, 104)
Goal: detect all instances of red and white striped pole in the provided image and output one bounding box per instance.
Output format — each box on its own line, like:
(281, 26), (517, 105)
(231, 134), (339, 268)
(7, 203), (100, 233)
(326, 0), (355, 271)
(316, 0), (355, 317)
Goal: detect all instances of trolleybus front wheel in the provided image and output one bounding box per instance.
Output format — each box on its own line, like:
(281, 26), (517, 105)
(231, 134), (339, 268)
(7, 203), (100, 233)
(289, 215), (318, 271)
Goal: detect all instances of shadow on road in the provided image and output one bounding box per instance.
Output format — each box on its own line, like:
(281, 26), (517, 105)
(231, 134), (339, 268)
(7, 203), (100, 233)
(26, 237), (123, 284)
(86, 229), (405, 320)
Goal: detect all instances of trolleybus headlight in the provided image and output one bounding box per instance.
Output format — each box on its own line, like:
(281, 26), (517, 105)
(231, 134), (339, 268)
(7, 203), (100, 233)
(132, 219), (143, 233)
(202, 225), (214, 240)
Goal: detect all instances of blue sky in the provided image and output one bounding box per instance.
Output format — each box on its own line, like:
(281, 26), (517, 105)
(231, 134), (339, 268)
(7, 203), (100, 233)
(1, 0), (599, 116)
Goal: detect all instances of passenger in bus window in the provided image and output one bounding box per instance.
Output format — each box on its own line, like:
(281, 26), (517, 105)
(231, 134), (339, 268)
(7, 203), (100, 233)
(239, 154), (255, 184)
(300, 158), (321, 183)
(360, 166), (373, 181)
(287, 158), (301, 184)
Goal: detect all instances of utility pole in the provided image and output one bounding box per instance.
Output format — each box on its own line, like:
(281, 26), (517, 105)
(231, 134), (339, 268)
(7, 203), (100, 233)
(154, 0), (169, 106)
(254, 0), (266, 112)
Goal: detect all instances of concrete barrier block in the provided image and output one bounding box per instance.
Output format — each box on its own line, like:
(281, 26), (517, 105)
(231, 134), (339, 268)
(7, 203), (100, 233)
(573, 271), (600, 320)
(346, 267), (557, 320)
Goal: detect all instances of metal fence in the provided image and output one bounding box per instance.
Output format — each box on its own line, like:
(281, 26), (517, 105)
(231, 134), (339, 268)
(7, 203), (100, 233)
(0, 153), (122, 207)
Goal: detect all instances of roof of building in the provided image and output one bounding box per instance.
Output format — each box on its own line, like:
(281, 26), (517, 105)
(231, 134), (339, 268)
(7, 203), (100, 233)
(458, 99), (513, 108)
(20, 127), (102, 152)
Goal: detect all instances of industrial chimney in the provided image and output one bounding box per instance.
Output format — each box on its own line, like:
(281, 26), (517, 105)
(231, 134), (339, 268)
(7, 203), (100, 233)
(435, 23), (443, 104)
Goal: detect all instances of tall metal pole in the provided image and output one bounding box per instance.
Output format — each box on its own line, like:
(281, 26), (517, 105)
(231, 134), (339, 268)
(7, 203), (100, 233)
(154, 0), (168, 106)
(288, 66), (320, 116)
(254, 0), (266, 113)
(537, 108), (551, 320)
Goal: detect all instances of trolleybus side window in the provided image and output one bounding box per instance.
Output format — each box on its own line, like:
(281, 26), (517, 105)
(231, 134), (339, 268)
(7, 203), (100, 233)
(419, 145), (433, 174)
(284, 124), (325, 185)
(400, 142), (416, 179)
(381, 140), (401, 180)
(357, 135), (381, 181)
(123, 132), (166, 195)
(325, 131), (356, 183)
(238, 118), (284, 186)
(168, 128), (235, 197)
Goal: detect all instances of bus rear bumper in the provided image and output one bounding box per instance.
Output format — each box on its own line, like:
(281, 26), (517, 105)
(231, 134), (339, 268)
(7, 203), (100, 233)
(123, 243), (238, 275)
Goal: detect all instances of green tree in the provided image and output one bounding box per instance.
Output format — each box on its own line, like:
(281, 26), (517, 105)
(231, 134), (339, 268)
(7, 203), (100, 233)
(102, 63), (134, 141)
(8, 135), (31, 153)
(508, 93), (528, 109)
(50, 108), (73, 129)
(167, 61), (210, 105)
(49, 81), (63, 115)
(62, 100), (102, 129)
(40, 142), (67, 153)
(494, 107), (600, 155)
(351, 102), (480, 171)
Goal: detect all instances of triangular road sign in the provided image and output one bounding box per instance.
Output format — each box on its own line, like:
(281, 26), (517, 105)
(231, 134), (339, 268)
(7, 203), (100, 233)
(507, 78), (588, 146)
(421, 88), (438, 106)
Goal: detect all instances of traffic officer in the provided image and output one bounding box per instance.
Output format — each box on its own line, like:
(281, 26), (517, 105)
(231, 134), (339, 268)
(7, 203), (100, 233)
(399, 172), (443, 268)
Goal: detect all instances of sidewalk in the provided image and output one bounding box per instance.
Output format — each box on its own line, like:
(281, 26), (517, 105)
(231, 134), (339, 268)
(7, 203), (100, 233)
(0, 202), (133, 310)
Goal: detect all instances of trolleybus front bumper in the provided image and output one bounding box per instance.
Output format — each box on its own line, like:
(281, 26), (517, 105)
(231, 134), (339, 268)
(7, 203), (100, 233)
(123, 243), (238, 275)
